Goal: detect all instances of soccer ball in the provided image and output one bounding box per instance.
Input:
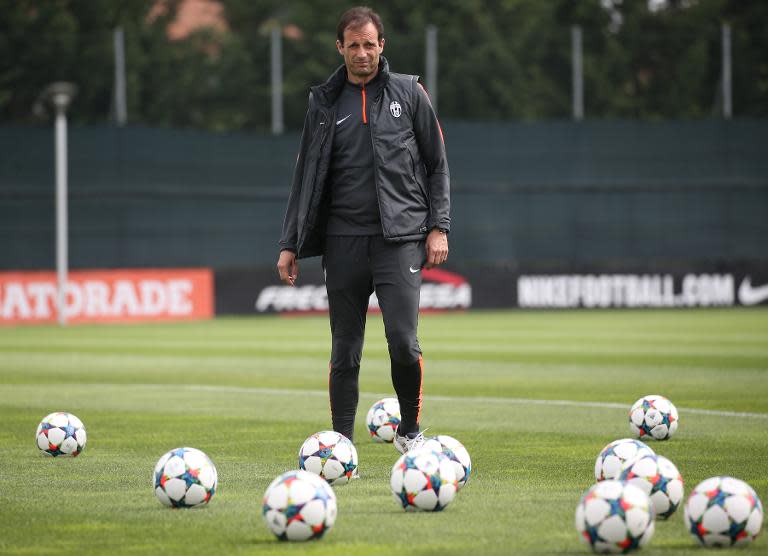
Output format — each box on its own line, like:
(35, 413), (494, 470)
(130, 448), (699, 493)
(262, 470), (337, 541)
(153, 447), (217, 508)
(366, 397), (401, 442)
(35, 412), (87, 457)
(422, 435), (472, 489)
(594, 438), (655, 481)
(684, 476), (763, 547)
(619, 454), (684, 519)
(390, 446), (458, 511)
(629, 395), (678, 440)
(298, 431), (358, 486)
(575, 480), (655, 553)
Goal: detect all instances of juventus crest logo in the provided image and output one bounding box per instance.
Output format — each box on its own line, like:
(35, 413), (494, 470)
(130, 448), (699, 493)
(389, 101), (402, 118)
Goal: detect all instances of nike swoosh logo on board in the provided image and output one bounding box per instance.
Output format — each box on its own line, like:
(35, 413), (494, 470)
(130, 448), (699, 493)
(336, 114), (352, 125)
(409, 266), (421, 274)
(738, 277), (768, 306)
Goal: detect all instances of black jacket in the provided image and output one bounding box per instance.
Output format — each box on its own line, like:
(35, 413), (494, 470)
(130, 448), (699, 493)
(278, 57), (450, 259)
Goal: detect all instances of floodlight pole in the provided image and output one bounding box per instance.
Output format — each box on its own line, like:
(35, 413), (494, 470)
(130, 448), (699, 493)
(54, 96), (69, 325)
(46, 83), (76, 325)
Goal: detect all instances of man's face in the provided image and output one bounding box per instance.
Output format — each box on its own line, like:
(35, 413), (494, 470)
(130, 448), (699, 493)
(336, 21), (384, 83)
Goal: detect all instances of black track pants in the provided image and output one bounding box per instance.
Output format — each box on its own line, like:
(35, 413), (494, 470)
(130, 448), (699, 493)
(324, 235), (425, 441)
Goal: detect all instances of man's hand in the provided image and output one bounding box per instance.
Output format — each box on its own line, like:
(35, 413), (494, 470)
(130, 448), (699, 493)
(425, 229), (448, 269)
(277, 250), (298, 286)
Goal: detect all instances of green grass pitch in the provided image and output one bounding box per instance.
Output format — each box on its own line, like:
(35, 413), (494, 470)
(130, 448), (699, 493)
(1, 308), (766, 555)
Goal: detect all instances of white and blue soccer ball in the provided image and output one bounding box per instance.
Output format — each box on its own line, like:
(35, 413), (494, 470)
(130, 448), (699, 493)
(619, 454), (684, 519)
(595, 438), (655, 481)
(153, 447), (217, 508)
(366, 397), (401, 443)
(298, 431), (358, 486)
(390, 446), (458, 512)
(422, 435), (472, 490)
(262, 470), (337, 541)
(575, 480), (655, 554)
(35, 412), (87, 457)
(684, 476), (763, 548)
(629, 395), (678, 441)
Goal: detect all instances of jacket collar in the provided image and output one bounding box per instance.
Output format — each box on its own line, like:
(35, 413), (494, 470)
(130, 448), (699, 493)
(311, 56), (391, 108)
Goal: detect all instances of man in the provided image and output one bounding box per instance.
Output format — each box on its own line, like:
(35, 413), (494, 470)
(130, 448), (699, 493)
(276, 6), (450, 454)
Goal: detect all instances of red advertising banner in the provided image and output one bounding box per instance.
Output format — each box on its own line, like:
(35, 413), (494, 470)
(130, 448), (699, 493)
(0, 269), (213, 325)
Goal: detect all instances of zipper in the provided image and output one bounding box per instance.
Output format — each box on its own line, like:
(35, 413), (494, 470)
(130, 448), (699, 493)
(405, 140), (428, 201)
(362, 85), (368, 124)
(319, 114), (330, 149)
(368, 93), (385, 236)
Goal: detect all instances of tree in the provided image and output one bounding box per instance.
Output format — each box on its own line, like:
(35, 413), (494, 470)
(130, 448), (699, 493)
(1, 0), (766, 130)
(0, 0), (157, 124)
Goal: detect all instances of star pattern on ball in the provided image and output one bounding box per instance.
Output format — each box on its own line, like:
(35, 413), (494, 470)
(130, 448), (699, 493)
(706, 488), (731, 508)
(181, 467), (200, 488)
(608, 497), (628, 519)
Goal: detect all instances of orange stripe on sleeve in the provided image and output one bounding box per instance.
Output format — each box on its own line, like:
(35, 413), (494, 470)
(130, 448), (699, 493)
(417, 82), (444, 143)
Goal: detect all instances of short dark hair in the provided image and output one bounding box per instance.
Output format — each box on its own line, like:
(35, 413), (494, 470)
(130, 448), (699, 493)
(336, 6), (384, 44)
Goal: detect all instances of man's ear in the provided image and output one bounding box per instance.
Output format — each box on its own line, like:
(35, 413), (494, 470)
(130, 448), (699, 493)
(336, 39), (344, 55)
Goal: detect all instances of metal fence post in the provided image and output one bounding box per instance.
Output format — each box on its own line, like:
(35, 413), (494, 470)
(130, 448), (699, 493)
(722, 23), (732, 119)
(271, 26), (284, 135)
(571, 25), (584, 121)
(114, 26), (127, 126)
(425, 24), (438, 112)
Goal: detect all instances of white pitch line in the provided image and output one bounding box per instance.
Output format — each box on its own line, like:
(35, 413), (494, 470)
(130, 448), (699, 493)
(44, 383), (768, 420)
(177, 384), (768, 420)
